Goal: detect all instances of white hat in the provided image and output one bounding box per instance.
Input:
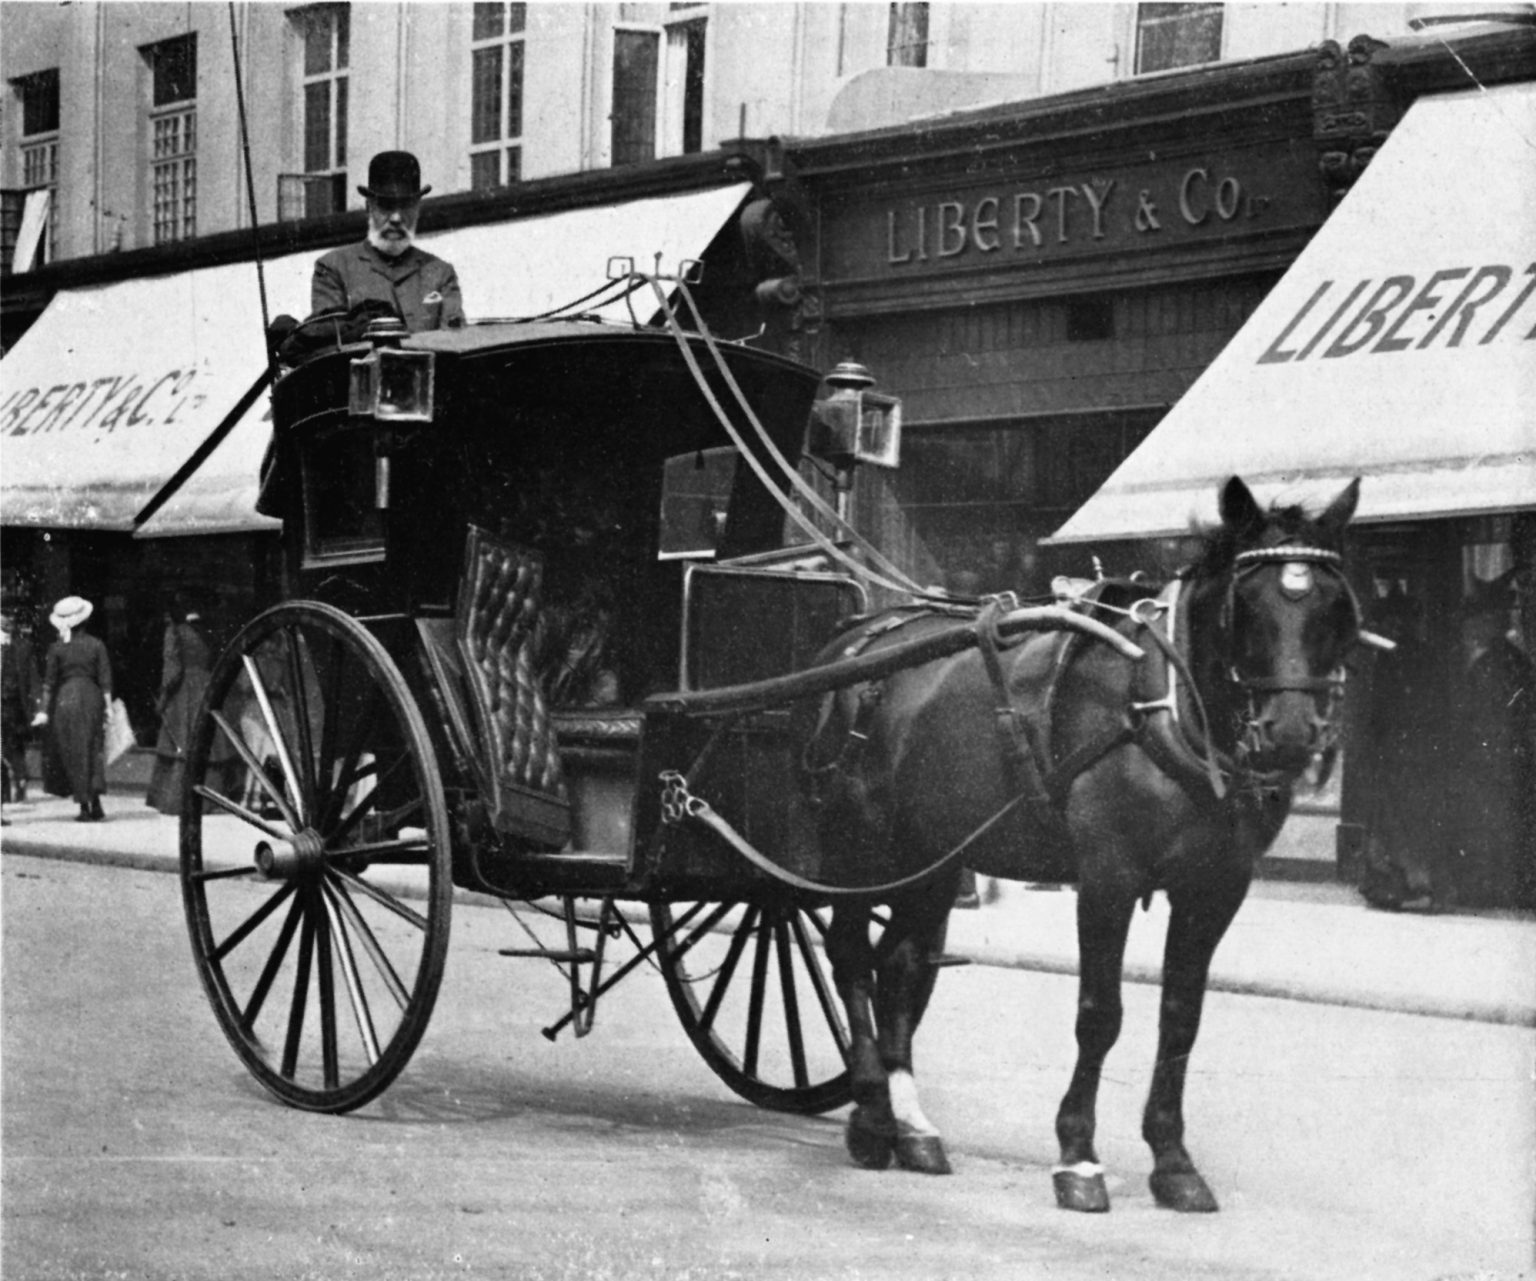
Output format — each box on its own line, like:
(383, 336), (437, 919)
(49, 596), (93, 631)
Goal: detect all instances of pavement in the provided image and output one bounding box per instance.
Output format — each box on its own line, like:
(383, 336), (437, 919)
(3, 789), (1533, 1029)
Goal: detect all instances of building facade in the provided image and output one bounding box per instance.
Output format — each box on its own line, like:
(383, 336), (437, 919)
(2, 4), (1532, 891)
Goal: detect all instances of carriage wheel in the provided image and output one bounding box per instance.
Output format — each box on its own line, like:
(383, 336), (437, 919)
(179, 602), (452, 1114)
(650, 897), (879, 1115)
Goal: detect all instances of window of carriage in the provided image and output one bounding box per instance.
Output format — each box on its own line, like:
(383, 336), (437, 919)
(143, 33), (197, 245)
(1134, 2), (1223, 74)
(887, 2), (929, 68)
(301, 426), (387, 566)
(10, 68), (60, 267)
(284, 4), (349, 219)
(470, 1), (525, 190)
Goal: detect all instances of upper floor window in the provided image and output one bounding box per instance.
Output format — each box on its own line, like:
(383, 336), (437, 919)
(887, 2), (929, 68)
(611, 7), (707, 168)
(612, 26), (660, 166)
(1135, 3), (1223, 74)
(470, 1), (525, 190)
(144, 34), (197, 244)
(12, 68), (60, 266)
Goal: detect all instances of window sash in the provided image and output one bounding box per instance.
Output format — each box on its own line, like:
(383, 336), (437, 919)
(470, 6), (525, 189)
(151, 107), (197, 243)
(612, 27), (659, 166)
(19, 69), (61, 137)
(887, 2), (929, 69)
(1135, 3), (1223, 74)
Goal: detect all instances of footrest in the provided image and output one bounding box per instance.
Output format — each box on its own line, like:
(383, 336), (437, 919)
(498, 947), (597, 962)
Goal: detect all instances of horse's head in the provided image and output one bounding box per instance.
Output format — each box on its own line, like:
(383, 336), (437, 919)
(1196, 475), (1362, 775)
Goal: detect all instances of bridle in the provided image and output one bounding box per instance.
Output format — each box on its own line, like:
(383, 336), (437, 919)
(1219, 544), (1361, 767)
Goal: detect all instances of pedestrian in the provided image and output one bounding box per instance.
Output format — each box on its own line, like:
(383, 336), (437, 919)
(1447, 572), (1535, 909)
(1, 602), (40, 822)
(310, 150), (465, 333)
(33, 595), (112, 823)
(145, 594), (219, 816)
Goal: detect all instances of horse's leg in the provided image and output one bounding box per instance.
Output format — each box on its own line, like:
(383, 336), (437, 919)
(873, 881), (957, 1174)
(1143, 872), (1249, 1212)
(825, 903), (894, 1170)
(1054, 869), (1140, 1212)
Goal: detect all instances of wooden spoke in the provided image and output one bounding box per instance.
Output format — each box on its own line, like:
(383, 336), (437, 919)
(282, 906), (317, 1080)
(790, 911), (851, 1060)
(312, 886), (340, 1090)
(325, 875), (409, 1011)
(240, 892), (305, 1035)
(743, 915), (774, 1080)
(321, 883), (381, 1066)
(282, 625), (320, 817)
(212, 881), (297, 964)
(243, 654), (306, 827)
(774, 917), (810, 1090)
(191, 783), (290, 843)
(209, 709), (301, 833)
(699, 905), (758, 1034)
(322, 836), (432, 864)
(330, 867), (429, 933)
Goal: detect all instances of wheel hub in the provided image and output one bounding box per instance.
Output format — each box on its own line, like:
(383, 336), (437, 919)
(254, 829), (327, 879)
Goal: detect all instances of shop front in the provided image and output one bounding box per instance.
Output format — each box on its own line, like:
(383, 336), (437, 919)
(1048, 79), (1535, 906)
(780, 49), (1331, 600)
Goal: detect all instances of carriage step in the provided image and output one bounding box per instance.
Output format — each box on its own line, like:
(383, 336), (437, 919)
(498, 947), (598, 963)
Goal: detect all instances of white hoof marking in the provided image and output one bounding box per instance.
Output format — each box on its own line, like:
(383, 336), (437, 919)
(887, 1070), (940, 1138)
(1052, 1161), (1105, 1178)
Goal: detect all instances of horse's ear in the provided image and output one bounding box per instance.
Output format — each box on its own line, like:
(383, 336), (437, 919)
(1218, 476), (1264, 535)
(1318, 477), (1361, 539)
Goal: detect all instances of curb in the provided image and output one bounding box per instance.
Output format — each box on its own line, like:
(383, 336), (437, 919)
(8, 830), (1533, 1029)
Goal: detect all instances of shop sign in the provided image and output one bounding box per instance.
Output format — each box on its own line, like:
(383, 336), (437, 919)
(822, 144), (1325, 281)
(0, 367), (206, 441)
(1255, 263), (1536, 364)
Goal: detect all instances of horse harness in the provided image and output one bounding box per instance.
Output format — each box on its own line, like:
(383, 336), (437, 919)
(807, 542), (1359, 838)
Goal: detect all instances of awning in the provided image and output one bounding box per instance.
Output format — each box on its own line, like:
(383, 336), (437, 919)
(1, 182), (751, 535)
(0, 253), (311, 531)
(133, 388), (282, 538)
(1050, 81), (1536, 545)
(428, 182), (752, 321)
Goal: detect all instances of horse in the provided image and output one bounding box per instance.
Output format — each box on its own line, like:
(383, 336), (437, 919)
(807, 475), (1363, 1212)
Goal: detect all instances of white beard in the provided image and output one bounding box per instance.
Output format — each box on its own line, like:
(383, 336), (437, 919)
(367, 226), (413, 258)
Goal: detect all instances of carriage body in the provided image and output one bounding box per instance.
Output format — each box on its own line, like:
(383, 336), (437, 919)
(180, 305), (889, 1115)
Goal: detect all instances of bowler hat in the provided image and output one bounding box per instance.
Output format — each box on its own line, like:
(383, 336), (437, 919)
(358, 151), (431, 201)
(49, 595), (93, 631)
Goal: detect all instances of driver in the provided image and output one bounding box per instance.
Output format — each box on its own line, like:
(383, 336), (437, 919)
(310, 150), (465, 332)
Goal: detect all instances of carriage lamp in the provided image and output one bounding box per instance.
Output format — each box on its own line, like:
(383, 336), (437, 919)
(808, 360), (903, 472)
(348, 345), (436, 424)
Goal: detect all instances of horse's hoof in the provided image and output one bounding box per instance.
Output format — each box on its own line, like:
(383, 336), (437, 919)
(1149, 1169), (1219, 1212)
(845, 1107), (896, 1171)
(1053, 1169), (1110, 1213)
(895, 1135), (952, 1175)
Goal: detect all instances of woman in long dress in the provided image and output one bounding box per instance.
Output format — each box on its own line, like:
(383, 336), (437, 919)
(146, 600), (219, 815)
(36, 596), (112, 822)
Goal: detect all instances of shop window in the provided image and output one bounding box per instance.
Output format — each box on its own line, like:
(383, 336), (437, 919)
(143, 34), (197, 244)
(470, 2), (525, 190)
(887, 3), (929, 68)
(10, 69), (59, 268)
(856, 410), (1160, 595)
(288, 4), (349, 216)
(1135, 3), (1223, 74)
